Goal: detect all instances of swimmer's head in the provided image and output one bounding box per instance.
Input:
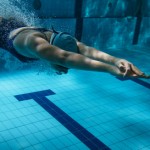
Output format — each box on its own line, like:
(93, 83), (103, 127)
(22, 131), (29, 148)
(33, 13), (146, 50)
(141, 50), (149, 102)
(50, 32), (79, 75)
(51, 64), (69, 75)
(51, 32), (79, 54)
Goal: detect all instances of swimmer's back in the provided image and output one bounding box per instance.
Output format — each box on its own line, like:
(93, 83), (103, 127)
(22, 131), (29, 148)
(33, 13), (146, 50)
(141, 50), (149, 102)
(10, 27), (52, 59)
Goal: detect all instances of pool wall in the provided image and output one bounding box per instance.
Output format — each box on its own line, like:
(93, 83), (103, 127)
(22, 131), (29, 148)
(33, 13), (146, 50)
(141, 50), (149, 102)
(15, 0), (150, 49)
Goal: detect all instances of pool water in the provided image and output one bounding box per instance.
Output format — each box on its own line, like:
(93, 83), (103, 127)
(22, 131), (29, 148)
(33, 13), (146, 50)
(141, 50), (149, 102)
(0, 46), (150, 150)
(0, 0), (150, 149)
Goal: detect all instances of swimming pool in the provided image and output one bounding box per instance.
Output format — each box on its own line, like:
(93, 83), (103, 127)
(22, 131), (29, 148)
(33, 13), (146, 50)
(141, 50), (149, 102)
(0, 0), (150, 150)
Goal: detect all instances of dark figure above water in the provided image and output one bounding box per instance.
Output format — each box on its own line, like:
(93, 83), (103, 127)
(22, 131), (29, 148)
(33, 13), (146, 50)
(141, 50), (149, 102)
(0, 16), (149, 78)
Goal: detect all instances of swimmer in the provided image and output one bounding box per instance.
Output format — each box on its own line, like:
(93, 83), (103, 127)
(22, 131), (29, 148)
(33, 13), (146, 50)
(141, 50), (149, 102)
(0, 17), (149, 78)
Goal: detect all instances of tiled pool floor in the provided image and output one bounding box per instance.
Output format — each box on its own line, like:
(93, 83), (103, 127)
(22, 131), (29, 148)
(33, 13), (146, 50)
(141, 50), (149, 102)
(0, 48), (150, 150)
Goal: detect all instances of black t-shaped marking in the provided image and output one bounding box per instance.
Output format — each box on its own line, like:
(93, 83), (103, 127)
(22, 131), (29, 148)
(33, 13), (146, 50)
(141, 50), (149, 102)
(15, 89), (110, 150)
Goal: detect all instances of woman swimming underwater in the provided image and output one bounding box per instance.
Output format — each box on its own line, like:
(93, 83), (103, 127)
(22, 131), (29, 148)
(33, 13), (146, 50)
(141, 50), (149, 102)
(0, 16), (149, 78)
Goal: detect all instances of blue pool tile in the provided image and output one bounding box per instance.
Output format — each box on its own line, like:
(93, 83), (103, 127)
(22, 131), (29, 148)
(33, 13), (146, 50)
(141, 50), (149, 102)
(0, 136), (4, 143)
(76, 142), (89, 150)
(33, 132), (48, 142)
(7, 139), (22, 149)
(58, 136), (73, 147)
(42, 141), (57, 150)
(0, 113), (7, 122)
(65, 145), (80, 150)
(0, 130), (14, 141)
(24, 146), (35, 150)
(25, 134), (39, 145)
(9, 128), (23, 138)
(18, 116), (32, 125)
(0, 122), (8, 131)
(11, 118), (24, 127)
(61, 134), (81, 144)
(40, 129), (56, 140)
(33, 143), (47, 150)
(16, 136), (31, 149)
(2, 120), (15, 130)
(50, 138), (66, 149)
(17, 126), (31, 136)
(0, 142), (11, 150)
(26, 124), (40, 133)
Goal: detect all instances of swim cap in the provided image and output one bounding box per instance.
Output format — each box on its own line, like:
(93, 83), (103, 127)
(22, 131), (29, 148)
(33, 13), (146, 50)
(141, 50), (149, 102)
(50, 32), (79, 53)
(50, 32), (79, 74)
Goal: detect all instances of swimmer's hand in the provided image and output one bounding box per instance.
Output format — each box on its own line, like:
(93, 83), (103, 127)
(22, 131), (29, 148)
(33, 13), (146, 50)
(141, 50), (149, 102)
(114, 59), (150, 79)
(109, 64), (150, 79)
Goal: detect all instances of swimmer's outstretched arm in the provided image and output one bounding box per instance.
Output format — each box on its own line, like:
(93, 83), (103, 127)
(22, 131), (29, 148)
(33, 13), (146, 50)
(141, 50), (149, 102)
(77, 42), (118, 65)
(77, 41), (150, 78)
(25, 35), (125, 77)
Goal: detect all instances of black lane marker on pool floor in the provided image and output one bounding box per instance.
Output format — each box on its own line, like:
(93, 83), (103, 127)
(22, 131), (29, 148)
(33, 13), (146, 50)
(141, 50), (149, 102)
(117, 77), (150, 89)
(15, 89), (111, 150)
